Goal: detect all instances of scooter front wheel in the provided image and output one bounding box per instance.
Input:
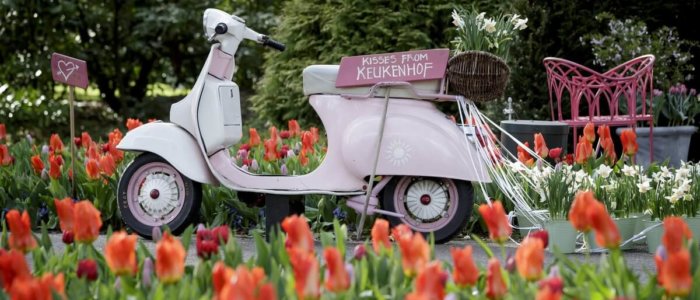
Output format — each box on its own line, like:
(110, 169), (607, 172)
(117, 153), (202, 238)
(382, 176), (473, 243)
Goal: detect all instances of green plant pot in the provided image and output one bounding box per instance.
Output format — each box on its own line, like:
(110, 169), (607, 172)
(684, 216), (700, 238)
(585, 217), (637, 250)
(643, 220), (663, 254)
(543, 219), (577, 254)
(632, 213), (650, 244)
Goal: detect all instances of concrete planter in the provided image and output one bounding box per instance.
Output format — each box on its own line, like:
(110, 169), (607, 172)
(618, 126), (697, 168)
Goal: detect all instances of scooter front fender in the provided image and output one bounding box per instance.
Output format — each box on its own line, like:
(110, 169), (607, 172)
(117, 122), (218, 185)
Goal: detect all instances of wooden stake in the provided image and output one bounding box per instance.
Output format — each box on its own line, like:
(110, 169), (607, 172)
(69, 86), (77, 199)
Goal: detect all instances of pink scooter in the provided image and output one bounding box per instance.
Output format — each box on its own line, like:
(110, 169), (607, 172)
(117, 9), (490, 242)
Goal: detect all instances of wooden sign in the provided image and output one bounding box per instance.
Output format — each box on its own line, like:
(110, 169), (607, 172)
(335, 49), (449, 88)
(51, 53), (89, 89)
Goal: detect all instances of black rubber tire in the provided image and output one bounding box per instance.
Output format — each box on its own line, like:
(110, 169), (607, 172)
(117, 153), (202, 238)
(381, 176), (473, 244)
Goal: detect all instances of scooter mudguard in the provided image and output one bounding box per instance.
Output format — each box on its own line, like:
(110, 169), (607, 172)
(117, 122), (219, 184)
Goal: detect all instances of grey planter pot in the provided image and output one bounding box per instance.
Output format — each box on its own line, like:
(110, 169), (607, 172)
(500, 120), (569, 157)
(617, 126), (697, 168)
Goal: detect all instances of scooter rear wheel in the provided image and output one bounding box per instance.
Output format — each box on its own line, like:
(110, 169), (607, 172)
(117, 153), (202, 238)
(382, 176), (473, 243)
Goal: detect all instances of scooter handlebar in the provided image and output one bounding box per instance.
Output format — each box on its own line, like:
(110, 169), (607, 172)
(261, 35), (286, 52)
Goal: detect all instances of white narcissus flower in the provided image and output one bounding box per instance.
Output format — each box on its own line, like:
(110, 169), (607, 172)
(575, 169), (589, 183)
(514, 17), (528, 30)
(637, 180), (651, 193)
(596, 165), (613, 178)
(482, 18), (497, 33)
(621, 165), (637, 177)
(452, 10), (465, 28)
(476, 12), (486, 22)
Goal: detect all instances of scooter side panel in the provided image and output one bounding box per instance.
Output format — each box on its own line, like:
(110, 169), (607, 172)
(321, 96), (491, 183)
(117, 122), (219, 184)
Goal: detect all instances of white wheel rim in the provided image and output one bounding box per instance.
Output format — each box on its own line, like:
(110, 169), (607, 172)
(405, 179), (449, 221)
(137, 173), (180, 218)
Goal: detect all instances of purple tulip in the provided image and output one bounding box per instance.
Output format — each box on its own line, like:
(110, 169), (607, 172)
(280, 164), (288, 176)
(41, 144), (49, 154)
(142, 257), (154, 287)
(679, 84), (688, 94)
(251, 159), (259, 171)
(25, 134), (33, 144)
(652, 89), (663, 97)
(151, 226), (162, 242)
(690, 88), (697, 96)
(353, 244), (367, 260)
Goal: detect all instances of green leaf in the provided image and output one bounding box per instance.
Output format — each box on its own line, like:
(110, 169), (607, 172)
(40, 221), (52, 250)
(253, 231), (272, 272)
(180, 225), (194, 252)
(471, 235), (495, 258)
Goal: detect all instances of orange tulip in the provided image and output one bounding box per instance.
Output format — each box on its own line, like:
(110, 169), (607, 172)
(451, 245), (479, 287)
(371, 219), (391, 253)
(0, 123), (5, 140)
(597, 125), (611, 140)
(99, 153), (116, 176)
(583, 122), (595, 143)
(0, 145), (12, 166)
(515, 237), (545, 280)
(662, 216), (692, 253)
(213, 261), (275, 300)
(30, 155), (44, 174)
(105, 231), (137, 276)
(85, 158), (101, 180)
(288, 119), (301, 137)
(81, 132), (92, 149)
(156, 232), (186, 283)
(281, 215), (315, 255)
(264, 138), (278, 161)
(396, 231), (430, 276)
(405, 261), (447, 300)
(86, 142), (100, 161)
(53, 197), (75, 234)
(478, 201), (512, 243)
(660, 249), (692, 297)
(536, 276), (563, 300)
(299, 150), (309, 166)
(249, 128), (261, 146)
(0, 250), (31, 290)
(107, 143), (124, 163)
(39, 273), (65, 297)
(600, 137), (616, 163)
(588, 201), (620, 249)
(517, 142), (534, 167)
(73, 201), (102, 243)
(568, 190), (597, 232)
(50, 133), (63, 153)
(310, 127), (320, 143)
(323, 247), (350, 292)
(392, 224), (413, 242)
(269, 126), (278, 143)
(574, 138), (593, 165)
(619, 129), (638, 156)
(48, 155), (61, 179)
(289, 249), (321, 300)
(301, 131), (315, 154)
(108, 128), (123, 146)
(6, 210), (37, 253)
(212, 261), (236, 298)
(486, 258), (507, 299)
(534, 133), (549, 158)
(126, 118), (143, 131)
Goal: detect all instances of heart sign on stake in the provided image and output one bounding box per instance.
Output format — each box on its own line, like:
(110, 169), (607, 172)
(51, 53), (88, 88)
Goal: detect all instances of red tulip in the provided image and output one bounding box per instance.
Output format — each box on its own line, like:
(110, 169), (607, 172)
(10, 273), (65, 300)
(81, 132), (92, 149)
(548, 147), (562, 160)
(583, 122), (595, 143)
(77, 259), (98, 281)
(280, 130), (291, 139)
(527, 230), (549, 248)
(196, 229), (219, 259)
(289, 249), (320, 300)
(588, 201), (620, 249)
(323, 247), (350, 292)
(48, 155), (62, 179)
(478, 201), (512, 243)
(534, 133), (549, 157)
(249, 128), (261, 146)
(662, 217), (692, 253)
(0, 145), (12, 166)
(371, 219), (391, 253)
(99, 153), (116, 176)
(486, 258), (507, 299)
(536, 276), (564, 300)
(353, 244), (367, 260)
(396, 230), (430, 276)
(108, 128), (123, 146)
(105, 231), (138, 276)
(310, 127), (320, 143)
(126, 118), (143, 131)
(597, 124), (611, 140)
(54, 197), (75, 236)
(30, 155), (44, 174)
(451, 245), (479, 287)
(6, 210), (37, 253)
(49, 133), (63, 154)
(405, 261), (447, 300)
(269, 126), (278, 143)
(0, 123), (5, 140)
(212, 225), (230, 244)
(517, 142), (534, 167)
(0, 250), (31, 290)
(600, 137), (616, 163)
(619, 129), (638, 156)
(87, 142), (100, 161)
(73, 201), (102, 243)
(85, 158), (101, 180)
(288, 119), (301, 137)
(659, 249), (692, 297)
(215, 262), (276, 300)
(281, 215), (315, 255)
(263, 138), (278, 161)
(515, 237), (545, 280)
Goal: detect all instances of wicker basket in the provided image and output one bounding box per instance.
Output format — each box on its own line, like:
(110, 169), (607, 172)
(446, 51), (511, 102)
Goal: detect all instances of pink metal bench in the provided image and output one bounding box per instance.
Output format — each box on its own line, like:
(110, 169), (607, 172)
(543, 55), (655, 161)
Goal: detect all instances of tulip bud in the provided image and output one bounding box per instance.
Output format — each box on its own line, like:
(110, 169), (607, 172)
(74, 137), (82, 148)
(62, 231), (74, 244)
(281, 164), (288, 176)
(527, 230), (549, 248)
(151, 226), (162, 242)
(25, 134), (33, 145)
(251, 159), (259, 171)
(353, 244), (367, 260)
(41, 145), (49, 154)
(142, 257), (153, 288)
(505, 254), (516, 273)
(77, 259), (98, 281)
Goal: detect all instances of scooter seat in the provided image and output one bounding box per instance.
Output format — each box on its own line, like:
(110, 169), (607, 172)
(302, 65), (442, 99)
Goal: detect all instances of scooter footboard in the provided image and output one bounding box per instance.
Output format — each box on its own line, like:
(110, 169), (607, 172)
(117, 122), (219, 184)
